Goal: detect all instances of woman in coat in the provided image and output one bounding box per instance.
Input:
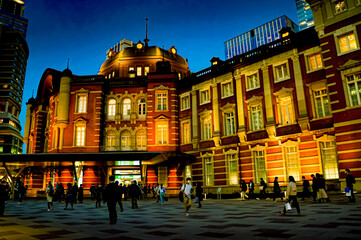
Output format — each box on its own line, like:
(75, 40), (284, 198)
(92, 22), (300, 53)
(281, 176), (300, 215)
(240, 180), (248, 200)
(195, 182), (203, 208)
(46, 181), (54, 211)
(64, 183), (74, 210)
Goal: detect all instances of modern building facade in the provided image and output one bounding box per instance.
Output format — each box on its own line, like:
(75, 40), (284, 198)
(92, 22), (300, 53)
(224, 15), (299, 60)
(0, 0), (28, 154)
(296, 0), (315, 31)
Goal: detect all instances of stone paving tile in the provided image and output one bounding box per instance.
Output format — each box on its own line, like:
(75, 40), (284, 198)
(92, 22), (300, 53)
(197, 231), (234, 238)
(0, 231), (22, 236)
(144, 230), (177, 237)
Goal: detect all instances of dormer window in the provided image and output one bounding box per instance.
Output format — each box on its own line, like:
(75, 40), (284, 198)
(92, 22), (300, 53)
(334, 1), (346, 13)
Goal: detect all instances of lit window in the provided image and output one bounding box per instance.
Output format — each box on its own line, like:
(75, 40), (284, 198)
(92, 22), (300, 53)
(201, 116), (212, 140)
(136, 130), (147, 151)
(227, 154), (238, 185)
(181, 121), (191, 144)
(274, 63), (289, 82)
(108, 99), (116, 119)
(181, 95), (190, 111)
(138, 98), (146, 117)
(204, 157), (214, 186)
(253, 150), (267, 184)
(313, 89), (330, 118)
(334, 1), (346, 13)
(75, 126), (86, 146)
(156, 92), (167, 111)
(222, 81), (233, 97)
(9, 120), (16, 127)
(121, 130), (131, 150)
(224, 112), (236, 135)
(339, 33), (357, 53)
(278, 96), (295, 125)
(123, 98), (131, 120)
(308, 54), (323, 71)
(346, 73), (361, 106)
(247, 73), (260, 90)
(285, 145), (300, 181)
(156, 123), (168, 145)
(200, 89), (210, 104)
(76, 95), (87, 113)
(320, 141), (339, 179)
(129, 67), (135, 78)
(250, 104), (263, 131)
(144, 66), (150, 76)
(137, 67), (142, 76)
(106, 131), (116, 150)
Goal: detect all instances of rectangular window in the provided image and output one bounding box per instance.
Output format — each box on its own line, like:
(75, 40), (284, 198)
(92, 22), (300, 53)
(156, 123), (168, 145)
(144, 66), (150, 76)
(224, 112), (236, 135)
(181, 121), (191, 144)
(274, 63), (289, 82)
(77, 95), (87, 113)
(204, 157), (214, 186)
(346, 73), (361, 106)
(285, 146), (300, 181)
(75, 126), (85, 146)
(250, 105), (263, 131)
(157, 92), (167, 110)
(202, 116), (212, 140)
(181, 95), (190, 110)
(320, 141), (339, 179)
(222, 82), (233, 98)
(121, 134), (131, 150)
(334, 0), (346, 13)
(137, 134), (147, 150)
(227, 154), (238, 185)
(246, 73), (260, 90)
(308, 54), (323, 71)
(200, 89), (210, 104)
(129, 67), (135, 78)
(314, 89), (330, 118)
(137, 67), (142, 76)
(339, 33), (357, 53)
(106, 135), (115, 148)
(278, 96), (295, 125)
(253, 150), (267, 184)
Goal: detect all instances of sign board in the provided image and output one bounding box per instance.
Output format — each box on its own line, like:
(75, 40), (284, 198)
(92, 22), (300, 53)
(115, 161), (140, 166)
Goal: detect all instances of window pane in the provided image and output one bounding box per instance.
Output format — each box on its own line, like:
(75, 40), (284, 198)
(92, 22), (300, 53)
(285, 146), (299, 181)
(320, 141), (339, 179)
(254, 150), (267, 183)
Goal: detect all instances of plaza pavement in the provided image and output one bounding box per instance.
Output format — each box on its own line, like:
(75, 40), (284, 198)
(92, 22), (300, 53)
(0, 194), (360, 240)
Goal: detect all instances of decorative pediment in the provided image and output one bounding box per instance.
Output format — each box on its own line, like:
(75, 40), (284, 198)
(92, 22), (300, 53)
(155, 85), (169, 90)
(73, 117), (88, 123)
(220, 103), (236, 112)
(338, 59), (361, 71)
(199, 109), (212, 118)
(154, 114), (170, 121)
(245, 95), (263, 104)
(75, 88), (89, 93)
(273, 87), (294, 96)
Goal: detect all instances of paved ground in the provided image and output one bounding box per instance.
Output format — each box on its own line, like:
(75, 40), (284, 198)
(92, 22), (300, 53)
(0, 194), (360, 240)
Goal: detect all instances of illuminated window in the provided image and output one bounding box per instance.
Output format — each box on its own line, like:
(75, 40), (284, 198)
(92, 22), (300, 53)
(75, 126), (86, 146)
(222, 81), (233, 98)
(320, 141), (339, 179)
(253, 150), (267, 184)
(144, 66), (150, 76)
(201, 116), (212, 140)
(308, 54), (323, 71)
(9, 120), (16, 128)
(250, 104), (263, 131)
(106, 131), (116, 150)
(138, 98), (146, 117)
(224, 112), (236, 135)
(246, 73), (260, 90)
(204, 157), (214, 186)
(129, 67), (135, 78)
(137, 67), (142, 76)
(181, 121), (191, 144)
(200, 89), (210, 104)
(156, 92), (167, 111)
(274, 63), (289, 82)
(108, 99), (116, 119)
(156, 122), (168, 145)
(76, 95), (87, 113)
(121, 130), (131, 150)
(285, 145), (300, 181)
(334, 1), (346, 13)
(185, 165), (192, 179)
(339, 33), (357, 53)
(278, 96), (295, 125)
(227, 154), (238, 185)
(180, 95), (190, 111)
(122, 98), (131, 120)
(136, 130), (147, 151)
(313, 89), (330, 118)
(346, 73), (361, 106)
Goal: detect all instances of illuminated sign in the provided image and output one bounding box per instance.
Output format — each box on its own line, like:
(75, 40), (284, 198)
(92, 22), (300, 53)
(116, 161), (140, 166)
(115, 175), (141, 180)
(114, 170), (140, 175)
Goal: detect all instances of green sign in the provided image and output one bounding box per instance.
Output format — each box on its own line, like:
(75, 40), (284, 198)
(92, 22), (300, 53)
(115, 175), (141, 180)
(116, 161), (140, 166)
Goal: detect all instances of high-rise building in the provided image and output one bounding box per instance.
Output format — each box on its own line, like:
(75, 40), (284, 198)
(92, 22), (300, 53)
(0, 0), (28, 154)
(224, 15), (299, 60)
(296, 0), (315, 31)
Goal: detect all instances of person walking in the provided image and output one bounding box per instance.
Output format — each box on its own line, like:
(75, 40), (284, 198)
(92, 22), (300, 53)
(72, 182), (78, 204)
(64, 183), (74, 210)
(248, 180), (254, 199)
(240, 180), (248, 200)
(181, 177), (193, 216)
(195, 182), (203, 208)
(259, 178), (267, 199)
(301, 176), (310, 200)
(103, 175), (120, 225)
(159, 184), (166, 206)
(311, 174), (318, 203)
(129, 180), (140, 209)
(118, 183), (124, 212)
(78, 184), (84, 203)
(345, 169), (356, 203)
(281, 176), (300, 215)
(0, 180), (7, 216)
(155, 183), (160, 204)
(46, 181), (54, 211)
(317, 174), (330, 203)
(90, 184), (96, 200)
(273, 177), (283, 202)
(95, 184), (103, 208)
(18, 181), (25, 204)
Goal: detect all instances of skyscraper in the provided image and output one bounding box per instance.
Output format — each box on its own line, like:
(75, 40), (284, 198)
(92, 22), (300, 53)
(0, 0), (29, 154)
(224, 15), (299, 60)
(296, 0), (315, 31)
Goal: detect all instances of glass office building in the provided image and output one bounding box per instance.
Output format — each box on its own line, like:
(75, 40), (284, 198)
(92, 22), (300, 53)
(224, 15), (299, 60)
(296, 0), (315, 31)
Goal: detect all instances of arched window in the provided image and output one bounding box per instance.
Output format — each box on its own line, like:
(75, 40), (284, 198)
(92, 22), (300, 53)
(138, 98), (146, 118)
(136, 130), (147, 151)
(106, 131), (116, 150)
(121, 130), (131, 150)
(123, 98), (131, 120)
(108, 99), (116, 120)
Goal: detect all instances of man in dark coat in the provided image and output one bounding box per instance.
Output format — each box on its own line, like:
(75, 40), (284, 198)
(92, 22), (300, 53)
(90, 184), (96, 200)
(311, 174), (318, 203)
(117, 182), (124, 212)
(345, 169), (356, 203)
(301, 176), (310, 200)
(103, 176), (120, 224)
(273, 177), (283, 201)
(78, 184), (84, 203)
(129, 180), (140, 209)
(260, 178), (267, 199)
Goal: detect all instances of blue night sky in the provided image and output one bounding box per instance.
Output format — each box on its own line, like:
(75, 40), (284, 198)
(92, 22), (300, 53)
(20, 0), (299, 139)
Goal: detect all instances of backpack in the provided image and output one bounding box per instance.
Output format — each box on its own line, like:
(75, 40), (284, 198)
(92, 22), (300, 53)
(49, 187), (54, 197)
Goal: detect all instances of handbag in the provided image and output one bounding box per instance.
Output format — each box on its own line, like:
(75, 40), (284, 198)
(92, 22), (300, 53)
(259, 186), (264, 191)
(345, 187), (351, 196)
(195, 196), (199, 203)
(285, 202), (292, 211)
